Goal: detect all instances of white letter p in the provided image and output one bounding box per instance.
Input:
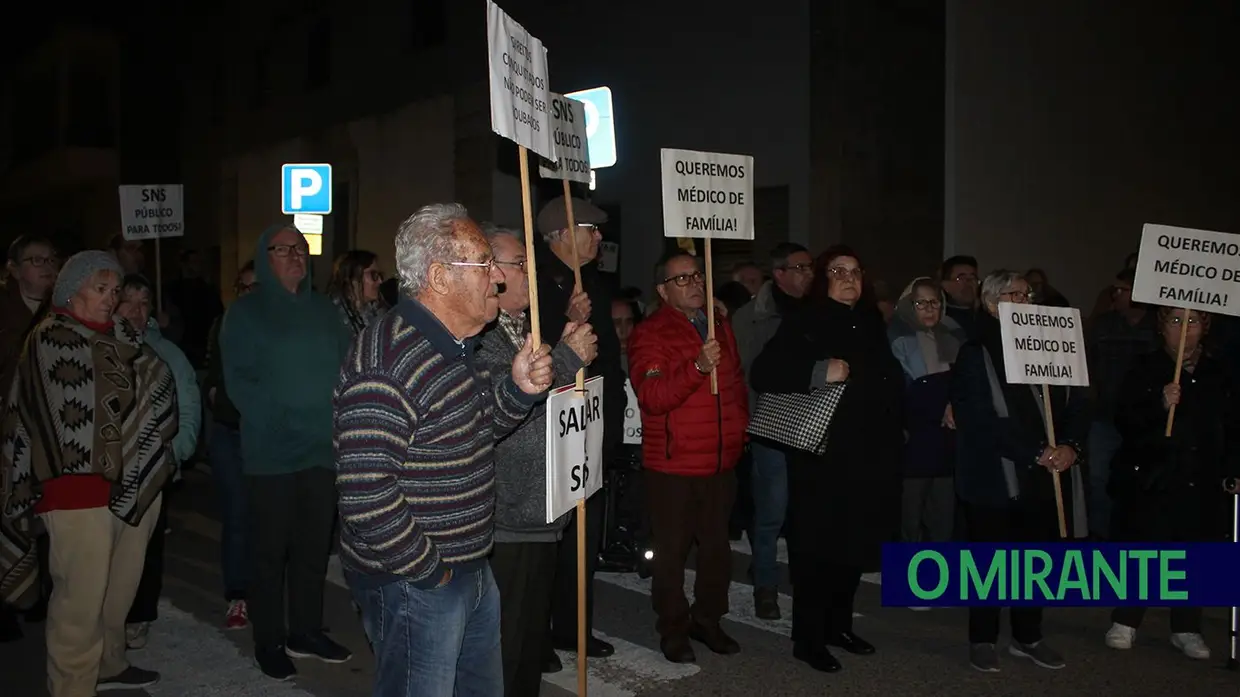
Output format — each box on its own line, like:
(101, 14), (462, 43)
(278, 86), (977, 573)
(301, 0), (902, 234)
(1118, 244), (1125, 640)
(291, 169), (323, 209)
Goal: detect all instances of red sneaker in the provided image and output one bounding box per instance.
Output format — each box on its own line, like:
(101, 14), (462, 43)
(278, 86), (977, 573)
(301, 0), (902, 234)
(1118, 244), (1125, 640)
(225, 600), (248, 630)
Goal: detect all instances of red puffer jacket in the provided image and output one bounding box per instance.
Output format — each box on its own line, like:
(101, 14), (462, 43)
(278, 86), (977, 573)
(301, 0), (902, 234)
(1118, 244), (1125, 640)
(628, 305), (748, 476)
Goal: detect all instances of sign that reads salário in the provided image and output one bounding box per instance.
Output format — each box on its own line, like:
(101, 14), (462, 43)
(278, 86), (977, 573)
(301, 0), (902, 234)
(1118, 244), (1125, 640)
(538, 94), (592, 183)
(1132, 223), (1240, 318)
(119, 185), (185, 241)
(998, 302), (1089, 387)
(486, 1), (554, 159)
(660, 148), (755, 241)
(545, 376), (605, 523)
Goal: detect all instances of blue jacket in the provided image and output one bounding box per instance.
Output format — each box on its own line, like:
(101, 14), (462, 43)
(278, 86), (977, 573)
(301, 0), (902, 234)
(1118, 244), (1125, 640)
(143, 319), (201, 465)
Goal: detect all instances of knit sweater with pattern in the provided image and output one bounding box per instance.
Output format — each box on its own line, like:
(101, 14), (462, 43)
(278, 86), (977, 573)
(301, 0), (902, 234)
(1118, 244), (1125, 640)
(333, 298), (541, 588)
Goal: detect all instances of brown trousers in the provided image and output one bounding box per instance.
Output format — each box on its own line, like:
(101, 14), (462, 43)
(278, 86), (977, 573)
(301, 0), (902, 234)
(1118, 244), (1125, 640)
(644, 469), (736, 638)
(43, 496), (162, 697)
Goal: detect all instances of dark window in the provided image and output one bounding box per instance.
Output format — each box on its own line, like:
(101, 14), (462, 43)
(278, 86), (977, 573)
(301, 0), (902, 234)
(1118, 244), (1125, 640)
(411, 0), (447, 49)
(65, 68), (114, 148)
(249, 48), (270, 109)
(10, 71), (59, 163)
(307, 19), (331, 89)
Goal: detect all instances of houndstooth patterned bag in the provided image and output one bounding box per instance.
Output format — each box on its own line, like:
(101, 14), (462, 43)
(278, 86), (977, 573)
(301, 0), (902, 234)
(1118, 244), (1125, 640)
(746, 384), (847, 455)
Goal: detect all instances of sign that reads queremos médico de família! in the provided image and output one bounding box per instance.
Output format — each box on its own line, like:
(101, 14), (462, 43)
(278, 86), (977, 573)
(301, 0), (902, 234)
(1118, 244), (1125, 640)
(660, 148), (755, 241)
(538, 94), (591, 184)
(486, 0), (554, 159)
(545, 376), (605, 523)
(1132, 223), (1240, 318)
(119, 185), (185, 241)
(998, 303), (1089, 387)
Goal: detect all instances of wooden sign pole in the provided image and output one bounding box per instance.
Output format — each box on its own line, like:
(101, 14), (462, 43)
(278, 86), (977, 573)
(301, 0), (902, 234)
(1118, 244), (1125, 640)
(517, 147), (542, 350)
(1165, 307), (1191, 437)
(1040, 383), (1068, 538)
(704, 238), (717, 394)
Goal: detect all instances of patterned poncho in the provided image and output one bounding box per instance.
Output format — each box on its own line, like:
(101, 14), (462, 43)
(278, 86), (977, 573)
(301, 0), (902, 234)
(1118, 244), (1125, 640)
(0, 311), (177, 606)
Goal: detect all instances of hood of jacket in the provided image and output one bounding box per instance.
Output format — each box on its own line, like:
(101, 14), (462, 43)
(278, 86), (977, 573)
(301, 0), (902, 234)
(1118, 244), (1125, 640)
(254, 223), (313, 302)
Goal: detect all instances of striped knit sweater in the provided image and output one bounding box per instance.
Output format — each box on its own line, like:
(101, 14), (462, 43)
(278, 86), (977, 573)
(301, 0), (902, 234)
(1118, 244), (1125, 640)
(333, 298), (541, 588)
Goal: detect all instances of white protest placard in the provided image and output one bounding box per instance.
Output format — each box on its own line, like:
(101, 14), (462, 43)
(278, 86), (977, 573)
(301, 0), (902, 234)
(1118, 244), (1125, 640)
(998, 302), (1090, 387)
(660, 149), (754, 240)
(622, 378), (642, 445)
(598, 241), (619, 273)
(119, 185), (184, 241)
(1132, 223), (1240, 318)
(486, 1), (554, 159)
(538, 94), (591, 183)
(545, 376), (605, 523)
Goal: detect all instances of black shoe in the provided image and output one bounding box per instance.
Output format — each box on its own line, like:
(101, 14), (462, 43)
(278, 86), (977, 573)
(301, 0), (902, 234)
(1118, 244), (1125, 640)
(754, 587), (781, 620)
(688, 622), (741, 655)
(793, 641), (841, 673)
(542, 646), (563, 674)
(551, 635), (615, 658)
(97, 665), (160, 691)
(827, 631), (875, 655)
(286, 632), (352, 663)
(660, 635), (696, 663)
(255, 645), (297, 681)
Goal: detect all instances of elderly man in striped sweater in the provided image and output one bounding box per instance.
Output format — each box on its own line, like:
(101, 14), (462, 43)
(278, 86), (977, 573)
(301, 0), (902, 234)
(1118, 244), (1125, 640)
(333, 203), (557, 697)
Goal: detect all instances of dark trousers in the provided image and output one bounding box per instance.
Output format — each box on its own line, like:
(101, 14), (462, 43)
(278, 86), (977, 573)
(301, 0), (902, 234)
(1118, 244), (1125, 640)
(127, 492), (171, 623)
(965, 503), (1053, 644)
(492, 542), (558, 697)
(548, 491), (604, 644)
(246, 468), (337, 648)
(644, 469), (736, 638)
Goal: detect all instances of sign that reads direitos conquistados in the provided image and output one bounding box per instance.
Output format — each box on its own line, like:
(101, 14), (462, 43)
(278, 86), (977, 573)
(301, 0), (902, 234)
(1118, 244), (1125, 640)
(119, 185), (185, 241)
(486, 0), (554, 159)
(1133, 223), (1240, 318)
(998, 302), (1090, 387)
(538, 94), (591, 184)
(660, 148), (755, 241)
(545, 376), (605, 523)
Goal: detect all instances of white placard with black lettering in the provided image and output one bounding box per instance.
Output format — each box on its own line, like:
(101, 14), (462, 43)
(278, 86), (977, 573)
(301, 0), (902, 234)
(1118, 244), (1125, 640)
(1132, 223), (1240, 318)
(622, 378), (642, 445)
(598, 241), (619, 273)
(660, 148), (754, 241)
(545, 376), (605, 523)
(538, 94), (591, 183)
(998, 303), (1090, 387)
(486, 1), (554, 159)
(119, 185), (184, 241)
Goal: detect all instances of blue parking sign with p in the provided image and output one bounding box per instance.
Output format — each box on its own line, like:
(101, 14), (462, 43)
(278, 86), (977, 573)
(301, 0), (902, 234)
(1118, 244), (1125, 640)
(281, 164), (333, 215)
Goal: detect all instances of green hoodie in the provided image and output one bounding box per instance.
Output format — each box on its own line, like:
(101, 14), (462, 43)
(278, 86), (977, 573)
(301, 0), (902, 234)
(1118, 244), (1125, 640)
(220, 224), (353, 475)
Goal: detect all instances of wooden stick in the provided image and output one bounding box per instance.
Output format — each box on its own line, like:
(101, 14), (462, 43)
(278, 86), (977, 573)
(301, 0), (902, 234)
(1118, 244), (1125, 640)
(517, 146), (542, 350)
(704, 238), (718, 395)
(1165, 307), (1191, 437)
(1041, 383), (1068, 538)
(562, 180), (588, 696)
(154, 235), (163, 313)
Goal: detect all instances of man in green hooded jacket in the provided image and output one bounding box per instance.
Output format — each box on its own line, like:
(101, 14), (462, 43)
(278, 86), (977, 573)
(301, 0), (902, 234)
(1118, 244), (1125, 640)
(221, 223), (353, 681)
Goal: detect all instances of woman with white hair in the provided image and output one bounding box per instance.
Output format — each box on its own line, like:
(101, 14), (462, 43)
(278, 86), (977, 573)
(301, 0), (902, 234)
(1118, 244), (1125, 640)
(950, 269), (1088, 673)
(1, 250), (177, 695)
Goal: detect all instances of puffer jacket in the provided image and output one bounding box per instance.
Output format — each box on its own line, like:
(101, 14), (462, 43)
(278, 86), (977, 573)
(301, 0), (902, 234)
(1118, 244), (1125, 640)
(628, 304), (748, 476)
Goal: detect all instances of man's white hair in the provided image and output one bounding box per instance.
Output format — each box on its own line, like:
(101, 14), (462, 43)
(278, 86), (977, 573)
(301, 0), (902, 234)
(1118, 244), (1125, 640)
(394, 202), (472, 297)
(980, 269), (1025, 310)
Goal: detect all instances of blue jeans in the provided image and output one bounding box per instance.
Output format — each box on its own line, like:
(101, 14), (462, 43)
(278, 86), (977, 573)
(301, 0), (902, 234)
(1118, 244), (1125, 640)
(749, 441), (788, 589)
(1089, 420), (1123, 539)
(209, 421), (248, 599)
(350, 564), (503, 697)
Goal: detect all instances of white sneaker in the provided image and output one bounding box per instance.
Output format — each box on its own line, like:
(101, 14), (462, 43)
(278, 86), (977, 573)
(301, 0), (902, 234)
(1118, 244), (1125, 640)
(126, 621), (150, 650)
(1171, 632), (1210, 660)
(908, 606), (931, 612)
(1104, 623), (1135, 650)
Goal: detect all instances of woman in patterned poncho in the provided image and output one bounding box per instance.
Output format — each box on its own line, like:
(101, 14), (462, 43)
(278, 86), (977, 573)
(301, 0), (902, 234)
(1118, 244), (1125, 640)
(0, 250), (177, 696)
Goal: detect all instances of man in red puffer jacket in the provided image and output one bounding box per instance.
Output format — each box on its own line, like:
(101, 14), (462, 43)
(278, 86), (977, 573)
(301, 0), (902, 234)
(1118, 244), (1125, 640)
(628, 251), (748, 665)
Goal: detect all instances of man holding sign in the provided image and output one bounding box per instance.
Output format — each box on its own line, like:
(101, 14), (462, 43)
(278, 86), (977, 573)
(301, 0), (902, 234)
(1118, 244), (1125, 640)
(629, 251), (748, 664)
(950, 270), (1087, 673)
(333, 204), (556, 697)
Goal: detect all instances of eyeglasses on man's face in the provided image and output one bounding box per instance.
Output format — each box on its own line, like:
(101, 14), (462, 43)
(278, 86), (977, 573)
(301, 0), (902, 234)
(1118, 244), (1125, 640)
(662, 271), (704, 288)
(268, 244), (309, 258)
(776, 263), (814, 275)
(1000, 289), (1034, 302)
(495, 259), (527, 274)
(21, 254), (59, 268)
(914, 298), (942, 311)
(446, 257), (497, 273)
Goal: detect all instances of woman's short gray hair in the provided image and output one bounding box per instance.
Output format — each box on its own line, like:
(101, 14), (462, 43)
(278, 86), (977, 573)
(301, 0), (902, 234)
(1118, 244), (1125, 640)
(480, 222), (520, 247)
(394, 202), (472, 297)
(980, 269), (1025, 310)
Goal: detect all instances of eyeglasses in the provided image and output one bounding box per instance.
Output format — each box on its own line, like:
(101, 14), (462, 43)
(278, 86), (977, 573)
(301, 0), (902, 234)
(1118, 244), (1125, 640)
(661, 271), (704, 288)
(827, 266), (863, 280)
(1000, 289), (1034, 302)
(914, 299), (942, 310)
(776, 263), (813, 274)
(1166, 314), (1202, 326)
(447, 258), (496, 272)
(21, 254), (59, 268)
(268, 244), (309, 257)
(495, 259), (527, 273)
